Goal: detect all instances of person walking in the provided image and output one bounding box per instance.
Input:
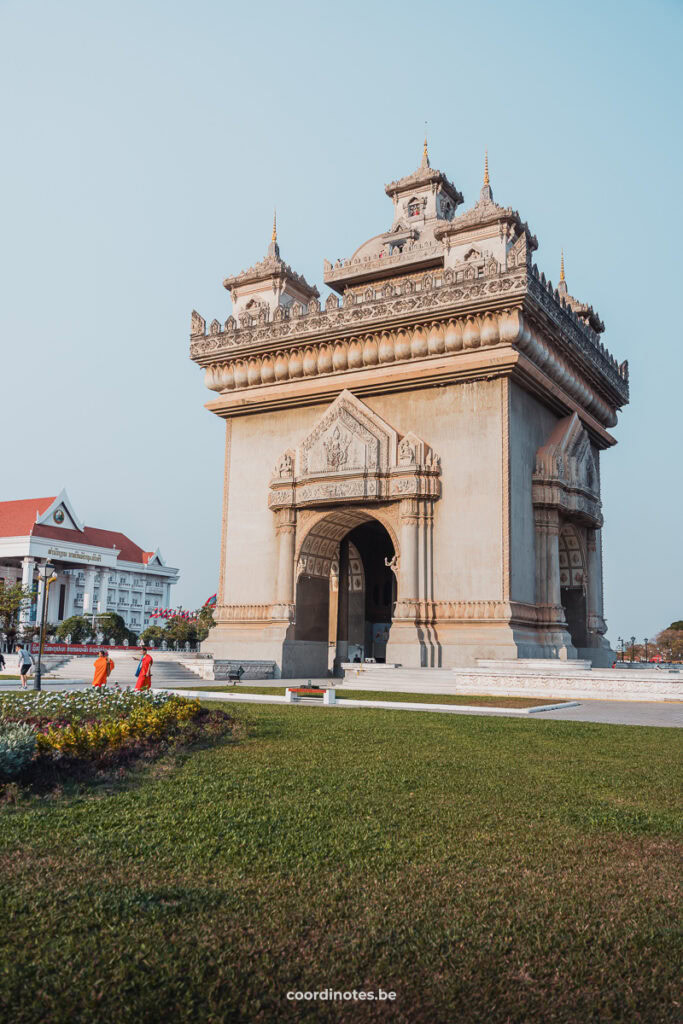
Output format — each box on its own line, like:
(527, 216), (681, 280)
(92, 650), (114, 688)
(0, 651), (5, 672)
(134, 646), (153, 691)
(15, 645), (34, 689)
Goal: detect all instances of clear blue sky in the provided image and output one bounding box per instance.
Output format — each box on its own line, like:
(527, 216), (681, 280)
(1, 0), (681, 642)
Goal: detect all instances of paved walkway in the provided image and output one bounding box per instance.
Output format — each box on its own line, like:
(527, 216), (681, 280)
(151, 687), (682, 728)
(2, 680), (680, 727)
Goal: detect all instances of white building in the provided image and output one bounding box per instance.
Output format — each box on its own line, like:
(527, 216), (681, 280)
(0, 490), (179, 634)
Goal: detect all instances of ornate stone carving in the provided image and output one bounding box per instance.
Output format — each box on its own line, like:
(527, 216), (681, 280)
(533, 413), (602, 527)
(269, 391), (441, 511)
(323, 425), (352, 470)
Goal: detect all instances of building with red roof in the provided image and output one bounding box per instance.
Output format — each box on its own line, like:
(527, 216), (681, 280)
(0, 490), (179, 634)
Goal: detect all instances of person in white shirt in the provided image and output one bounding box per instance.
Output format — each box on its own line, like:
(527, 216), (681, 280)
(15, 646), (34, 689)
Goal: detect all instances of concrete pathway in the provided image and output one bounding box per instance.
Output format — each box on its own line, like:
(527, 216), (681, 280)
(152, 686), (683, 728)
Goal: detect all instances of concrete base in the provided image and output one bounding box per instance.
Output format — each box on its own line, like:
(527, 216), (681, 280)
(214, 660), (276, 681)
(341, 664), (683, 702)
(477, 658), (594, 673)
(201, 618), (616, 679)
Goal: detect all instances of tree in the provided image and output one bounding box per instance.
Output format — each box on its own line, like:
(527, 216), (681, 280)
(95, 612), (135, 646)
(655, 628), (683, 663)
(163, 615), (198, 650)
(196, 605), (215, 642)
(667, 620), (683, 631)
(0, 582), (33, 650)
(55, 616), (94, 644)
(138, 625), (166, 647)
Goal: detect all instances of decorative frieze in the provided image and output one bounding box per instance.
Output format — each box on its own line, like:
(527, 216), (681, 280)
(191, 260), (627, 411)
(199, 307), (620, 428)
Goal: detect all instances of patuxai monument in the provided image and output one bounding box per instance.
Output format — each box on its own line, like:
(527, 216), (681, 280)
(190, 144), (630, 677)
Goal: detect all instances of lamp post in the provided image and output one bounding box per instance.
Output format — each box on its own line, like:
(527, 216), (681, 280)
(644, 638), (649, 663)
(630, 635), (636, 664)
(617, 637), (624, 661)
(34, 562), (57, 691)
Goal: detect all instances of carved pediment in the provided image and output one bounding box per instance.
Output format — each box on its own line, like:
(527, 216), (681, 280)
(299, 390), (397, 477)
(269, 390), (441, 509)
(533, 413), (601, 525)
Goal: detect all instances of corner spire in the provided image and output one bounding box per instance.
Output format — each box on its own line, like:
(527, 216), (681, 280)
(267, 210), (280, 260)
(479, 148), (493, 202)
(558, 249), (568, 294)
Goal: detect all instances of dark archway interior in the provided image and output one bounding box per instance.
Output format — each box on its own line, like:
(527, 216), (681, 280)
(561, 588), (588, 648)
(294, 516), (395, 673)
(345, 520), (395, 660)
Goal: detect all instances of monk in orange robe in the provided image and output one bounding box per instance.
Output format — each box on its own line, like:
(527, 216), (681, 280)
(134, 647), (153, 691)
(92, 651), (114, 688)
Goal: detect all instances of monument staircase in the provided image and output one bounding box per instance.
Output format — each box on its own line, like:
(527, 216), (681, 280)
(48, 656), (201, 687)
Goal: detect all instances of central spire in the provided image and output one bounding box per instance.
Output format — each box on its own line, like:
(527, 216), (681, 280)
(422, 133), (430, 169)
(272, 209), (277, 243)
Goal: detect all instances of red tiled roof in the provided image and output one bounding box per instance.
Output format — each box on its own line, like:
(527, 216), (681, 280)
(32, 524), (148, 564)
(0, 496), (151, 564)
(0, 497), (56, 538)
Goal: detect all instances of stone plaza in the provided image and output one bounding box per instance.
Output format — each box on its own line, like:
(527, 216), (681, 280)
(190, 145), (629, 678)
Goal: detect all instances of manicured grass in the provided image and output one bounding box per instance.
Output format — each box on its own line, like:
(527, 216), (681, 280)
(0, 701), (680, 1023)
(168, 684), (557, 709)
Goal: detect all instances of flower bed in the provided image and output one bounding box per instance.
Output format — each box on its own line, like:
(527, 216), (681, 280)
(0, 689), (205, 771)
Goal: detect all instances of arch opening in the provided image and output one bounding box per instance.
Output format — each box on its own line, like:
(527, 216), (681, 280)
(295, 511), (396, 676)
(559, 523), (588, 648)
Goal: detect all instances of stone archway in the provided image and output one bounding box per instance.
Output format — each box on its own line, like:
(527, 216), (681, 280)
(268, 390), (441, 677)
(293, 509), (397, 677)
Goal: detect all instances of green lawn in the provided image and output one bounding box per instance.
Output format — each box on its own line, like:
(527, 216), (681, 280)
(0, 702), (680, 1023)
(169, 684), (557, 709)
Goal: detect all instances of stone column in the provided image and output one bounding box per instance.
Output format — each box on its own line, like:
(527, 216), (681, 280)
(35, 567), (47, 628)
(418, 499), (435, 614)
(97, 570), (108, 613)
(586, 528), (608, 641)
(534, 508), (561, 608)
(19, 557), (35, 624)
(396, 499), (419, 618)
(63, 572), (74, 620)
(385, 499), (427, 668)
(274, 508), (297, 608)
(82, 567), (96, 617)
(335, 537), (350, 666)
(534, 508), (574, 657)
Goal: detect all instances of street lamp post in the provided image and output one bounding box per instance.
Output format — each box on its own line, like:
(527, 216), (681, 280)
(34, 562), (57, 691)
(630, 635), (636, 664)
(644, 638), (649, 663)
(617, 637), (624, 661)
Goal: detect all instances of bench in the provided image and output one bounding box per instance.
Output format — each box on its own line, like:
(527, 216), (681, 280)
(285, 687), (336, 705)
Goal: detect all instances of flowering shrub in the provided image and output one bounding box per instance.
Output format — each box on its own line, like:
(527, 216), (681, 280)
(0, 690), (201, 761)
(0, 723), (37, 778)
